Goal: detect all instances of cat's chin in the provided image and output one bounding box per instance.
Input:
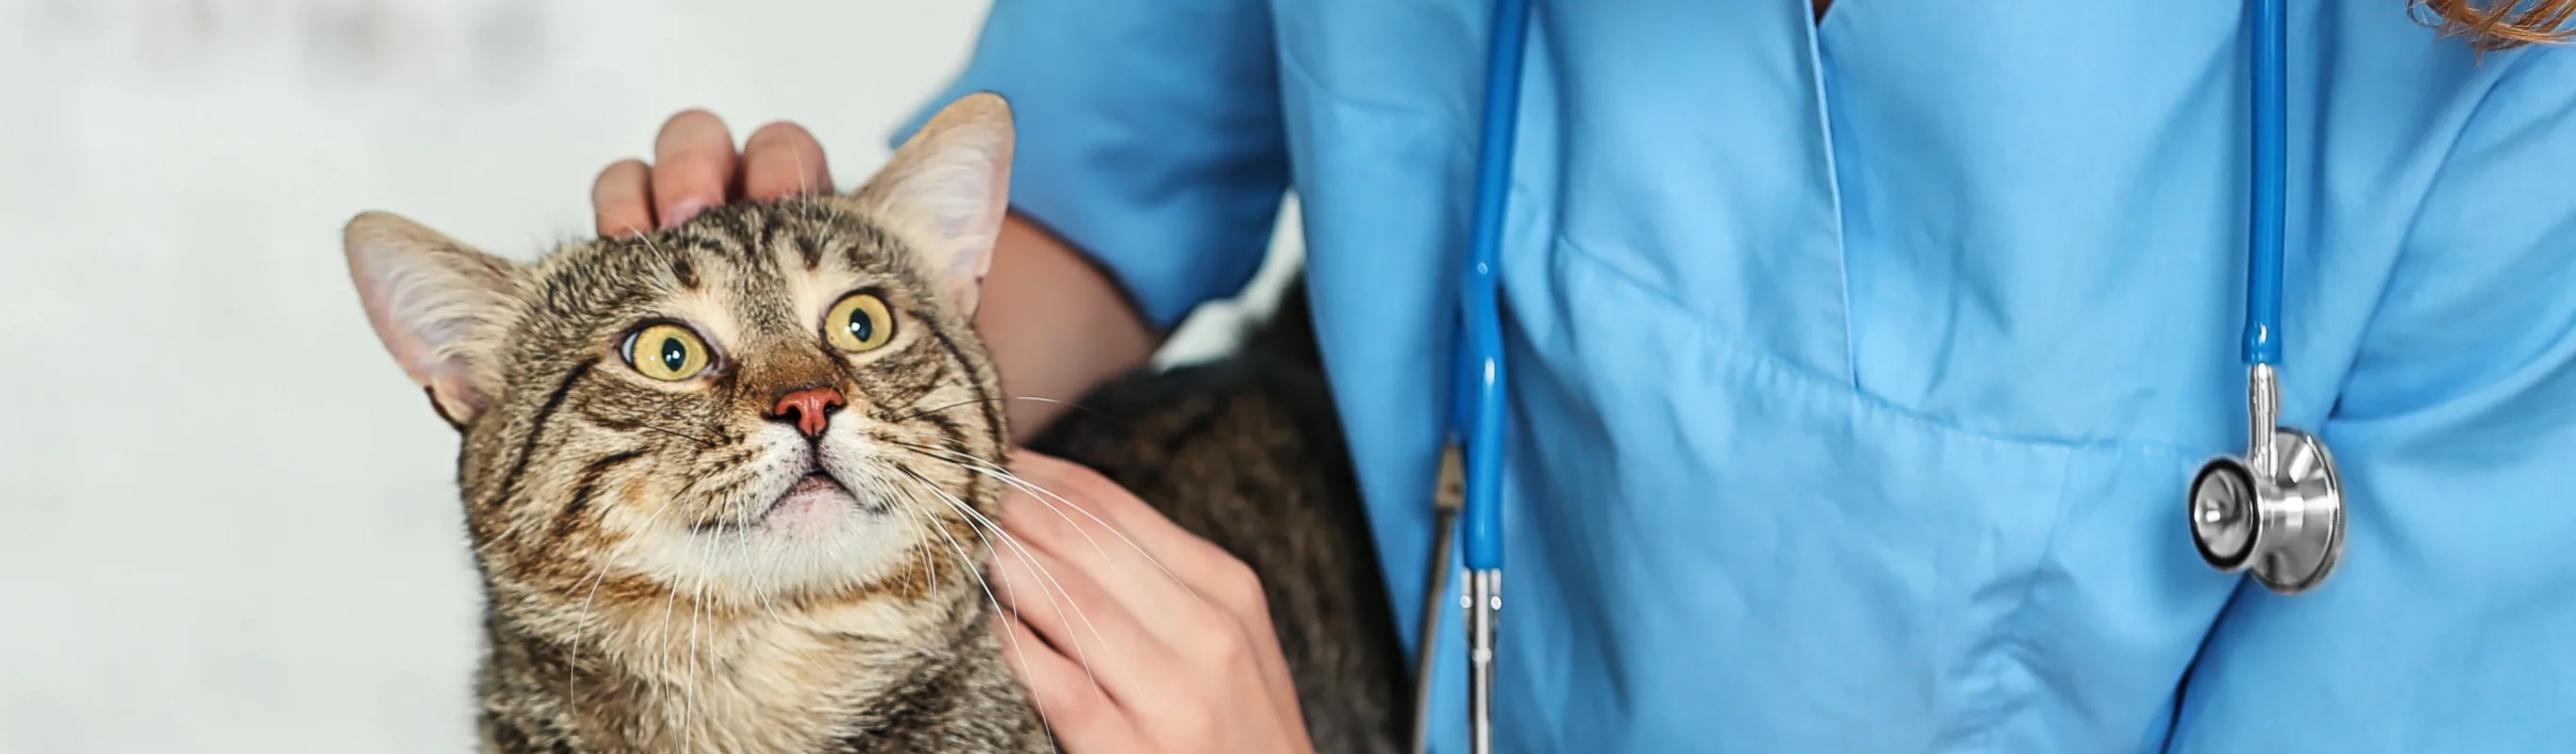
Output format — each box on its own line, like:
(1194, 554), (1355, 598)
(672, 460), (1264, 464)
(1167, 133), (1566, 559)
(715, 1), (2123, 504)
(622, 468), (919, 598)
(756, 473), (865, 532)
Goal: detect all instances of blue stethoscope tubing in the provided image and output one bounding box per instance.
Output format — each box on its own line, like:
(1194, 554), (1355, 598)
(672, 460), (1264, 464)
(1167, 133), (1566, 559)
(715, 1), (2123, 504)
(2246, 0), (2286, 366)
(1420, 0), (2340, 749)
(1461, 0), (1531, 589)
(1445, 0), (1530, 751)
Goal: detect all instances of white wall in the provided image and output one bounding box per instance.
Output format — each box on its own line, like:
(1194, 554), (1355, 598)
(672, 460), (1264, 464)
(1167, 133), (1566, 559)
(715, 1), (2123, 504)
(0, 2), (1296, 750)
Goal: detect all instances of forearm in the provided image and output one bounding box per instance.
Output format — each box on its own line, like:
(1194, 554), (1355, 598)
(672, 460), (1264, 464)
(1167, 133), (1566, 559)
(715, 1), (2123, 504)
(975, 213), (1160, 442)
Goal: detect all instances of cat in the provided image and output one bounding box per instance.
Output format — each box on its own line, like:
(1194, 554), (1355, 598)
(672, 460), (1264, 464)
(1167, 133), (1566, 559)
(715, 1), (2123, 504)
(341, 91), (1405, 753)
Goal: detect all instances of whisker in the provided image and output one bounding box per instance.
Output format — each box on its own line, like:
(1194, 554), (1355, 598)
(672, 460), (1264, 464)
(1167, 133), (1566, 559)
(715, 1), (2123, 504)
(883, 437), (1147, 566)
(896, 465), (1109, 683)
(681, 539), (713, 752)
(697, 533), (723, 746)
(861, 468), (941, 598)
(566, 462), (693, 729)
(788, 123), (816, 198)
(879, 437), (1205, 608)
(669, 561), (690, 735)
(612, 448), (702, 746)
(735, 516), (784, 650)
(619, 221), (672, 255)
(565, 565), (611, 715)
(883, 395), (1094, 425)
(952, 503), (1106, 695)
(892, 483), (1060, 751)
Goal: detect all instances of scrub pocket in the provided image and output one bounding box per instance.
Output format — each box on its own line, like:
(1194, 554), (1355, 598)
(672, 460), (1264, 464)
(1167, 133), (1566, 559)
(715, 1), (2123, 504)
(1487, 238), (2236, 752)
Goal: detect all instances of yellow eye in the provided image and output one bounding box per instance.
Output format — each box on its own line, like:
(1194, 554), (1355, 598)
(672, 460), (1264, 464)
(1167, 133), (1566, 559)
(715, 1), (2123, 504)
(624, 323), (712, 381)
(825, 292), (896, 352)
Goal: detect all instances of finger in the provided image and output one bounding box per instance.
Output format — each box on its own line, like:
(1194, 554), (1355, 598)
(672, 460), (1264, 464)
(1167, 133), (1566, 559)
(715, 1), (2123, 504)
(650, 108), (738, 228)
(1009, 453), (1265, 622)
(995, 615), (1148, 752)
(741, 121), (833, 202)
(1000, 454), (1300, 721)
(1012, 452), (1239, 582)
(998, 470), (1209, 645)
(989, 536), (1185, 710)
(591, 158), (655, 238)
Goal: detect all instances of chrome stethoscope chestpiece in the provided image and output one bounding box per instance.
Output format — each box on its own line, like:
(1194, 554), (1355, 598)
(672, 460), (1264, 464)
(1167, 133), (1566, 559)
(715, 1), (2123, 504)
(2188, 364), (2345, 594)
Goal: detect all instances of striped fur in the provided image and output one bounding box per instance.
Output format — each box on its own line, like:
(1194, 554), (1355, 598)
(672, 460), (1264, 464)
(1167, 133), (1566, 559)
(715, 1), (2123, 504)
(350, 95), (1400, 752)
(355, 196), (1045, 753)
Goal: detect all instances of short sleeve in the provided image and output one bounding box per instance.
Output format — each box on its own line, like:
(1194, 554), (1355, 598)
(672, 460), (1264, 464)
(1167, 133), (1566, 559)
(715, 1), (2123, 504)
(2167, 48), (2576, 751)
(889, 0), (1291, 330)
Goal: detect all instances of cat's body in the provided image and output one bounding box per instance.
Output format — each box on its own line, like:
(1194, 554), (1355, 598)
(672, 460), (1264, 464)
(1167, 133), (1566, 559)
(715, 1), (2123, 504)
(344, 93), (1400, 753)
(1030, 275), (1406, 754)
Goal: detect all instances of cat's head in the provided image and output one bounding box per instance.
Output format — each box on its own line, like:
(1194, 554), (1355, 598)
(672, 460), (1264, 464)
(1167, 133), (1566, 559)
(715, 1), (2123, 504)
(343, 93), (1015, 643)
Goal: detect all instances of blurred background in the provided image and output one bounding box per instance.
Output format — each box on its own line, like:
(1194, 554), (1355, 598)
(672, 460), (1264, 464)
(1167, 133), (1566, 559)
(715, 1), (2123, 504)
(0, 2), (1299, 750)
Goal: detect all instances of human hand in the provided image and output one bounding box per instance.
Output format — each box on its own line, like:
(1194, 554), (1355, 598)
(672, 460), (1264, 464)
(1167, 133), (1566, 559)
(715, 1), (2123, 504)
(986, 451), (1315, 754)
(589, 109), (834, 238)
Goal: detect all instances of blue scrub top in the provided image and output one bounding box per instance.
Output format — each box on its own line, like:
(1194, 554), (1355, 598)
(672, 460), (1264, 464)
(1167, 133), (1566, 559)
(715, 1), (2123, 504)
(897, 2), (2576, 750)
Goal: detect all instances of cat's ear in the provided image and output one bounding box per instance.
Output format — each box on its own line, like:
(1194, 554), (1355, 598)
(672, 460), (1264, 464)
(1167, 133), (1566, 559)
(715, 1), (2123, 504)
(852, 91), (1013, 317)
(342, 211), (520, 428)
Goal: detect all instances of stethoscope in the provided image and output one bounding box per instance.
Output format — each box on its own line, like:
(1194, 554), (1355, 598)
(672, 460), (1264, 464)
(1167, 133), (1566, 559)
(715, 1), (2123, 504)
(1412, 1), (2345, 751)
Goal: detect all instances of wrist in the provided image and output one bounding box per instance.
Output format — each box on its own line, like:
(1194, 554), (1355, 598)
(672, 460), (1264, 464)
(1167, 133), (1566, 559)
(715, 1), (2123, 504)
(973, 213), (1158, 441)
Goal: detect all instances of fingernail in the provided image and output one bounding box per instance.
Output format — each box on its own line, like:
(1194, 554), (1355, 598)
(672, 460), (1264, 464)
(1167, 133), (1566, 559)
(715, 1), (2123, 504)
(662, 199), (711, 228)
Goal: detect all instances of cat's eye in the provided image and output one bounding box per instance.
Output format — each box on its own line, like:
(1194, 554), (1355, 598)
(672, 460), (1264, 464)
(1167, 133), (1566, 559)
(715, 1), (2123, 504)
(623, 323), (713, 381)
(824, 292), (896, 352)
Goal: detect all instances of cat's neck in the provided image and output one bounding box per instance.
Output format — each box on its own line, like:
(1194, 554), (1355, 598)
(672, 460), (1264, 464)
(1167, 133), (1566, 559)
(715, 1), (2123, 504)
(476, 592), (1046, 753)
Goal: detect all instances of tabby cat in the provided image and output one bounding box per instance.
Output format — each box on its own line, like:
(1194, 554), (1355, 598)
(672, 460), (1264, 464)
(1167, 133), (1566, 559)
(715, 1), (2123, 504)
(341, 92), (1403, 753)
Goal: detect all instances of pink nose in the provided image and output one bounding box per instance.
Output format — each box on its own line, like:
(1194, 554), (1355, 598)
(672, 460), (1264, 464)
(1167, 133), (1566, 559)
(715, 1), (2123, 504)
(769, 386), (845, 438)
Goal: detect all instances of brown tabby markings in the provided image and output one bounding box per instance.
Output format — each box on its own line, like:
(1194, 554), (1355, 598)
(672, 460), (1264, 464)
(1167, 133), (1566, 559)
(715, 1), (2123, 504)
(354, 91), (1403, 752)
(430, 202), (1407, 753)
(404, 196), (1045, 752)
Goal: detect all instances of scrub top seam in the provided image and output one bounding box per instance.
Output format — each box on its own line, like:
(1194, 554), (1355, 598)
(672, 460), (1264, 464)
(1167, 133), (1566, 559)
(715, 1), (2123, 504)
(1801, 0), (1859, 392)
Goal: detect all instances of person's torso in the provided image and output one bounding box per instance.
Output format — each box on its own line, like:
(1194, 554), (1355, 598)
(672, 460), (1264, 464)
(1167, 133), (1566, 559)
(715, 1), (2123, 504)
(1263, 1), (2524, 751)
